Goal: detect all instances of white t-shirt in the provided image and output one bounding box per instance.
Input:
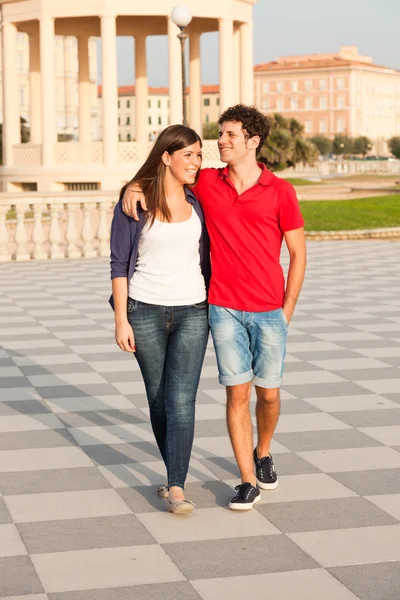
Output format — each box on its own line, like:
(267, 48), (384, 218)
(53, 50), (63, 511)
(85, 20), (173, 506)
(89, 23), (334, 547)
(129, 208), (206, 306)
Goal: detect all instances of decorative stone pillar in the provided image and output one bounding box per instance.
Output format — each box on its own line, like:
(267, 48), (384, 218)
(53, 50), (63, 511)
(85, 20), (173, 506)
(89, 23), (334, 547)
(40, 17), (56, 166)
(2, 21), (20, 167)
(219, 19), (235, 111)
(78, 36), (92, 143)
(189, 32), (202, 135)
(29, 27), (41, 144)
(168, 17), (182, 125)
(240, 22), (254, 105)
(135, 35), (148, 144)
(101, 15), (118, 166)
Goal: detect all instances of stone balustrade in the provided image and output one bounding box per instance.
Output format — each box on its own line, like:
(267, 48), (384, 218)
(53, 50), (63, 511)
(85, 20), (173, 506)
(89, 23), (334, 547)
(0, 192), (117, 262)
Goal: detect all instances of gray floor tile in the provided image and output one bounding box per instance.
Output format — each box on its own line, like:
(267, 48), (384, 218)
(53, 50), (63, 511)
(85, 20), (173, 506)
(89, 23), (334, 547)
(82, 442), (160, 466)
(37, 384), (119, 399)
(329, 562), (400, 600)
(0, 467), (110, 495)
(333, 408), (400, 427)
(0, 399), (52, 416)
(330, 468), (400, 496)
(0, 556), (44, 596)
(18, 514), (155, 553)
(256, 497), (397, 533)
(48, 582), (202, 600)
(282, 382), (370, 398)
(0, 429), (76, 452)
(0, 497), (12, 524)
(162, 535), (318, 579)
(58, 409), (147, 428)
(279, 399), (321, 415)
(274, 429), (383, 452)
(273, 453), (322, 475)
(20, 364), (96, 376)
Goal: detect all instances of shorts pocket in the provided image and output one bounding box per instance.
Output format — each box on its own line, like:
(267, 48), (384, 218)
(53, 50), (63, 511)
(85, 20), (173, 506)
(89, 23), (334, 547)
(280, 308), (289, 326)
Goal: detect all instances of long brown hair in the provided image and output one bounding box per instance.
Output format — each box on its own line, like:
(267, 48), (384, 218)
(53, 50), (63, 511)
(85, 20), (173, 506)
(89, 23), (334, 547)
(122, 125), (202, 226)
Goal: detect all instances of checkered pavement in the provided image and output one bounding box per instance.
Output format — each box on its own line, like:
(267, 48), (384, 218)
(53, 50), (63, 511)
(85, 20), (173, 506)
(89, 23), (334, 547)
(0, 240), (400, 600)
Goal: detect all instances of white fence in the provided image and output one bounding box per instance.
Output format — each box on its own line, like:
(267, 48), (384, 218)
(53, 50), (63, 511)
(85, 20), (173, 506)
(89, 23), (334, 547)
(0, 192), (116, 262)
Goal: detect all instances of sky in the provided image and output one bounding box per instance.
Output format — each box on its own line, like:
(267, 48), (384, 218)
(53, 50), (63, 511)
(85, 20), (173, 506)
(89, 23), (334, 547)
(104, 0), (399, 87)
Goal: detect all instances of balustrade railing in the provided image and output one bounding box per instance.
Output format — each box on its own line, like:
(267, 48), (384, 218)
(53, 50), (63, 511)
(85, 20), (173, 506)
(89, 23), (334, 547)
(0, 192), (116, 262)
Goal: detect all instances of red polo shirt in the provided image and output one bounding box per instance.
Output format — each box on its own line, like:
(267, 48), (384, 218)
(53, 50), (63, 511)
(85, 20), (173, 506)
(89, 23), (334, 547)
(193, 164), (304, 312)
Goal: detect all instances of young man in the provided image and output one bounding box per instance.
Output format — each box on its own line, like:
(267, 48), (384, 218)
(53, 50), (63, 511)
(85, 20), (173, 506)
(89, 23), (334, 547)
(122, 105), (306, 510)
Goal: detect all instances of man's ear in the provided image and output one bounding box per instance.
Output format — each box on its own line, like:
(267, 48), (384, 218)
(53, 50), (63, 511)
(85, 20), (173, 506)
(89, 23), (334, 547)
(161, 151), (170, 167)
(249, 136), (260, 150)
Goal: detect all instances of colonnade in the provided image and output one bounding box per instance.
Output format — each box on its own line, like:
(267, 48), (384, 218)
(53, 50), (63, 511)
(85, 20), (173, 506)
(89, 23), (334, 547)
(1, 14), (253, 169)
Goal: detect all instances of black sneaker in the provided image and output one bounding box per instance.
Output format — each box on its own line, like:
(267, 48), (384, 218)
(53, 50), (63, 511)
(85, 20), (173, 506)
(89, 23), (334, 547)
(229, 482), (261, 511)
(254, 449), (278, 490)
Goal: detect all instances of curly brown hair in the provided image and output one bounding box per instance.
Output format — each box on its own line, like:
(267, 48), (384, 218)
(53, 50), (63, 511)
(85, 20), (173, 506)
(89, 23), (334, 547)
(218, 104), (271, 152)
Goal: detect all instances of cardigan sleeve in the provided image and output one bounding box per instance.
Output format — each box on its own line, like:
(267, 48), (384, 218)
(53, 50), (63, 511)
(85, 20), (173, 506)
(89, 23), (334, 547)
(110, 200), (136, 279)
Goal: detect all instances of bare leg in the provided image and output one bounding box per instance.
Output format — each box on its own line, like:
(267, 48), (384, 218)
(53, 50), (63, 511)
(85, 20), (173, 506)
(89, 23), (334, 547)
(226, 382), (256, 485)
(255, 387), (280, 458)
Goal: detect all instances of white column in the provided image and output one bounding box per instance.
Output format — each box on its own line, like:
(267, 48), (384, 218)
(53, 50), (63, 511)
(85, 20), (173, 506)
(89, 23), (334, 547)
(168, 17), (182, 125)
(189, 32), (202, 134)
(101, 15), (118, 166)
(219, 19), (235, 111)
(40, 17), (56, 166)
(78, 36), (92, 143)
(239, 22), (254, 105)
(234, 25), (241, 104)
(135, 35), (148, 144)
(29, 28), (41, 144)
(2, 21), (20, 167)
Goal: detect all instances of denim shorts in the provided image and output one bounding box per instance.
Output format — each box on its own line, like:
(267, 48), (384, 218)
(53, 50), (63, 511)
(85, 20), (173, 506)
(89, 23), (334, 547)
(209, 304), (288, 389)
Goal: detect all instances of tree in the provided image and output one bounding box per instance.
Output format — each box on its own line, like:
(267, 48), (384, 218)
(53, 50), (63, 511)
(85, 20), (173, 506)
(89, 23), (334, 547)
(333, 134), (353, 155)
(310, 135), (332, 157)
(202, 121), (219, 140)
(258, 114), (318, 171)
(353, 136), (371, 156)
(388, 137), (400, 159)
(0, 117), (30, 164)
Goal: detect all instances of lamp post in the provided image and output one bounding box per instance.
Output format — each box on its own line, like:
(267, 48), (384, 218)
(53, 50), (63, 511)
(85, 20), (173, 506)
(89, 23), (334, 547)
(171, 4), (192, 126)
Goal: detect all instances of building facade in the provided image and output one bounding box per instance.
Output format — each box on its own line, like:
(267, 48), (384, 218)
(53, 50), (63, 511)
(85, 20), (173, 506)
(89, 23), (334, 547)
(97, 84), (220, 141)
(254, 46), (400, 153)
(0, 31), (99, 141)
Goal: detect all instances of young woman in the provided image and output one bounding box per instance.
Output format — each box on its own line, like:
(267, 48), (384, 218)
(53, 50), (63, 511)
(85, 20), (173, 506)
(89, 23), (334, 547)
(110, 125), (210, 514)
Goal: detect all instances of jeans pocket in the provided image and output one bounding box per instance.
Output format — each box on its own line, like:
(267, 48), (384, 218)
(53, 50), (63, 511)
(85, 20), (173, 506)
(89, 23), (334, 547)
(193, 300), (208, 309)
(127, 298), (138, 314)
(280, 308), (289, 326)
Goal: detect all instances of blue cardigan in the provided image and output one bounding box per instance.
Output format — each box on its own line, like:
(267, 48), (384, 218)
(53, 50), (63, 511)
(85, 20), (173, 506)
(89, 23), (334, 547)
(109, 187), (211, 309)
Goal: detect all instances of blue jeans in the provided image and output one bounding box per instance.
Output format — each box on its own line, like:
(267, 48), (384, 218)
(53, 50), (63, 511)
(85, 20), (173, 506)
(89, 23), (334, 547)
(127, 299), (209, 489)
(209, 305), (288, 389)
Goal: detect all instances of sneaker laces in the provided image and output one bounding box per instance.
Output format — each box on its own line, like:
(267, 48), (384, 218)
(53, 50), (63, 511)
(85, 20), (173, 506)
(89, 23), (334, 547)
(256, 455), (275, 480)
(233, 482), (254, 501)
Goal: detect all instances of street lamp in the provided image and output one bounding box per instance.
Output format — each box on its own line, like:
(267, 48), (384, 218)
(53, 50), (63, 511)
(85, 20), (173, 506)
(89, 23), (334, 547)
(171, 4), (192, 126)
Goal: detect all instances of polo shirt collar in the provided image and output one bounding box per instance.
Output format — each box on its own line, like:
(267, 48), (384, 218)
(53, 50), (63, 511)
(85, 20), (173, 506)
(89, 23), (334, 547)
(220, 163), (274, 186)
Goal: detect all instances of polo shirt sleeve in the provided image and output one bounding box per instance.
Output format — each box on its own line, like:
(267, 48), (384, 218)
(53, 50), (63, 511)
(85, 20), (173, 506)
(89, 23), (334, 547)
(192, 168), (215, 203)
(277, 183), (305, 232)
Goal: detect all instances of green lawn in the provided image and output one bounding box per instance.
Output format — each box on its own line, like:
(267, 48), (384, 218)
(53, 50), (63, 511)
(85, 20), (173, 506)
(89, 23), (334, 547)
(284, 178), (323, 186)
(300, 195), (400, 231)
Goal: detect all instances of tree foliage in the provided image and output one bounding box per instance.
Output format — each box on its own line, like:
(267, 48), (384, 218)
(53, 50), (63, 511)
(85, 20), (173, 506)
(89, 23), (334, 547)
(202, 121), (219, 140)
(388, 137), (400, 159)
(310, 135), (333, 157)
(332, 134), (353, 155)
(352, 136), (371, 156)
(258, 114), (319, 171)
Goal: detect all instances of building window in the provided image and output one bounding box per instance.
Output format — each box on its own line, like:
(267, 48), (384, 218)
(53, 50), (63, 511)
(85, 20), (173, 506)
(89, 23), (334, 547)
(127, 100), (131, 108)
(18, 53), (24, 71)
(158, 116), (162, 125)
(305, 80), (312, 91)
(205, 114), (209, 123)
(217, 98), (220, 106)
(118, 117), (120, 125)
(290, 97), (298, 110)
(337, 96), (345, 109)
(319, 119), (326, 133)
(149, 116), (152, 124)
(276, 82), (283, 93)
(262, 82), (269, 93)
(305, 97), (312, 110)
(336, 78), (345, 90)
(19, 87), (25, 106)
(157, 100), (161, 108)
(320, 96), (327, 109)
(127, 133), (131, 141)
(263, 100), (269, 111)
(126, 117), (130, 125)
(319, 79), (326, 90)
(337, 118), (345, 132)
(118, 100), (120, 108)
(204, 98), (210, 106)
(148, 100), (152, 108)
(304, 120), (312, 134)
(291, 81), (298, 92)
(276, 98), (284, 111)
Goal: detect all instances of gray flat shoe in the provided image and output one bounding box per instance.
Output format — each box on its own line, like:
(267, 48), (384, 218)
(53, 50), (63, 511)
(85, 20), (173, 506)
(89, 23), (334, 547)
(167, 499), (195, 514)
(157, 485), (168, 499)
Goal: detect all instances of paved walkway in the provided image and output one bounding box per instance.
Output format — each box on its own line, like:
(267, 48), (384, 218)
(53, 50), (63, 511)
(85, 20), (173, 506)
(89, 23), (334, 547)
(1, 241), (400, 600)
